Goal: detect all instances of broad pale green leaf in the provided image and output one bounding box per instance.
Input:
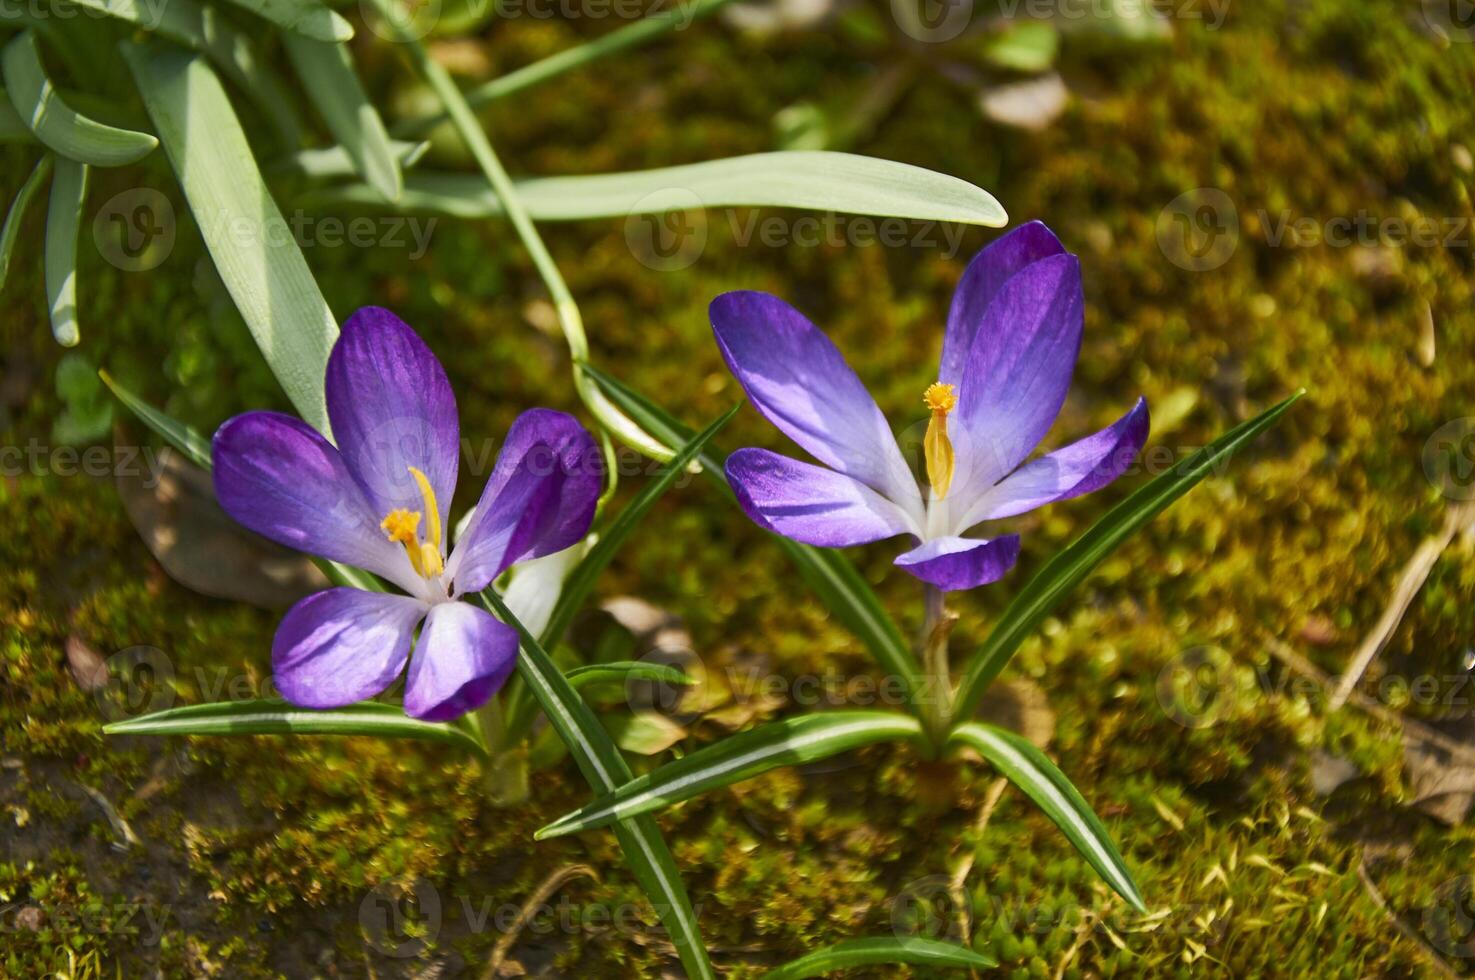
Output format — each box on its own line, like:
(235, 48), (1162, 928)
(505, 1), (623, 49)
(44, 155), (86, 346)
(762, 937), (996, 979)
(104, 698), (486, 757)
(951, 391), (1305, 723)
(0, 153), (51, 293)
(478, 589), (716, 980)
(581, 364), (923, 709)
(2, 32), (158, 167)
(216, 0), (352, 41)
(537, 711), (924, 839)
(566, 661), (693, 690)
(97, 371), (384, 593)
(540, 404), (739, 648)
(282, 36), (401, 201)
(273, 139), (428, 180)
(950, 722), (1144, 911)
(303, 151), (1007, 226)
(125, 42), (338, 433)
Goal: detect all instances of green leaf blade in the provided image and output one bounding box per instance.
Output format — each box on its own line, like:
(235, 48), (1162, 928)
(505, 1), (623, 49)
(2, 32), (158, 167)
(303, 150), (1007, 226)
(536, 710), (924, 839)
(761, 937), (996, 980)
(951, 391), (1305, 722)
(567, 661), (693, 690)
(950, 722), (1144, 912)
(0, 153), (51, 293)
(44, 155), (87, 346)
(104, 699), (487, 757)
(125, 42), (338, 433)
(98, 370), (212, 469)
(282, 36), (401, 201)
(478, 589), (716, 980)
(215, 0), (353, 41)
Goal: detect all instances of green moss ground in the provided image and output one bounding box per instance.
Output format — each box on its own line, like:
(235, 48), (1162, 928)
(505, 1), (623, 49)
(3, 0), (1475, 975)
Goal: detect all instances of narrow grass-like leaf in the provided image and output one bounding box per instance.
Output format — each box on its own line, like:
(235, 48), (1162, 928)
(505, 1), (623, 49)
(303, 152), (1006, 225)
(537, 711), (924, 839)
(0, 153), (51, 293)
(951, 391), (1305, 723)
(216, 0), (352, 41)
(44, 155), (86, 346)
(282, 36), (401, 201)
(97, 370), (383, 593)
(567, 661), (692, 690)
(541, 404), (739, 648)
(104, 699), (486, 757)
(396, 0), (740, 135)
(581, 363), (923, 707)
(478, 589), (716, 980)
(125, 42), (338, 433)
(273, 139), (428, 180)
(2, 32), (157, 167)
(98, 370), (211, 468)
(950, 722), (1144, 911)
(761, 937), (996, 979)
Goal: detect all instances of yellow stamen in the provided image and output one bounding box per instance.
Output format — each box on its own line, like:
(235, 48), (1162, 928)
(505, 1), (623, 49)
(923, 382), (957, 500)
(379, 467), (445, 578)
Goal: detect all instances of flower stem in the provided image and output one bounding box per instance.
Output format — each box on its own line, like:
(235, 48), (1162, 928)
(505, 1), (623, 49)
(919, 584), (955, 752)
(366, 4), (672, 462)
(476, 697), (530, 807)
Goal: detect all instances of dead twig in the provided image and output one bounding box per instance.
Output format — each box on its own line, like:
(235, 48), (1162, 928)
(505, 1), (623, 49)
(950, 776), (1009, 974)
(1355, 850), (1461, 980)
(1266, 637), (1475, 767)
(1329, 501), (1475, 710)
(481, 864), (598, 980)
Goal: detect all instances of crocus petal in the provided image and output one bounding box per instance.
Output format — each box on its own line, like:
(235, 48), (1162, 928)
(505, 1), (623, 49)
(939, 221), (1066, 386)
(213, 411), (420, 591)
(325, 307), (460, 530)
(949, 252), (1084, 512)
(445, 409), (601, 596)
(726, 447), (919, 547)
(403, 600), (518, 721)
(272, 587), (427, 709)
(894, 535), (1021, 592)
(711, 291), (922, 516)
(960, 398), (1150, 527)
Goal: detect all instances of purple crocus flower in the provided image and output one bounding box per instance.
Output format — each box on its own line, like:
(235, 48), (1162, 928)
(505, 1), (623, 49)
(211, 308), (601, 720)
(715, 221), (1149, 592)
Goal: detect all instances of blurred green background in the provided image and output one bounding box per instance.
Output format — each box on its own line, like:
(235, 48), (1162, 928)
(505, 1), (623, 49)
(3, 0), (1475, 974)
